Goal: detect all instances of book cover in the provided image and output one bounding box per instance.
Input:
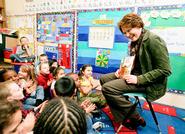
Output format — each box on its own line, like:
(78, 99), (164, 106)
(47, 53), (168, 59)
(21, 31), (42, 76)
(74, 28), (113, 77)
(119, 56), (135, 77)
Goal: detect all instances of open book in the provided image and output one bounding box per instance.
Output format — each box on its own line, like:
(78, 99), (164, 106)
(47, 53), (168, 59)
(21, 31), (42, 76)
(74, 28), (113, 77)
(119, 55), (135, 77)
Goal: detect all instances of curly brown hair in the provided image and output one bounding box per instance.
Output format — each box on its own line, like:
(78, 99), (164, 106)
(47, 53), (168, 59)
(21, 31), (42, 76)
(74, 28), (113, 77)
(118, 13), (144, 33)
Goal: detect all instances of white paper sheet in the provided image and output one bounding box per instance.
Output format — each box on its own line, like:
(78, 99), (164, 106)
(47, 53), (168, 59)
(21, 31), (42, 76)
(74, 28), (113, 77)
(89, 27), (115, 49)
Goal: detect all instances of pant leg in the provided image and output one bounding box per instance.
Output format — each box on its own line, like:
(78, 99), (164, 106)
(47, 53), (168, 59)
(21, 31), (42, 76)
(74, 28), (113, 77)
(101, 74), (145, 122)
(23, 104), (35, 110)
(26, 55), (35, 62)
(100, 73), (117, 85)
(86, 114), (97, 134)
(35, 86), (44, 100)
(10, 54), (25, 62)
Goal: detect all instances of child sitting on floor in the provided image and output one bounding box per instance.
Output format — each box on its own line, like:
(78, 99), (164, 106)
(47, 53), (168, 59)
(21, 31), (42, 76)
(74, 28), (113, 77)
(37, 62), (53, 100)
(36, 54), (49, 75)
(50, 66), (65, 98)
(0, 68), (19, 83)
(10, 37), (35, 63)
(78, 64), (106, 108)
(54, 76), (103, 134)
(18, 64), (44, 110)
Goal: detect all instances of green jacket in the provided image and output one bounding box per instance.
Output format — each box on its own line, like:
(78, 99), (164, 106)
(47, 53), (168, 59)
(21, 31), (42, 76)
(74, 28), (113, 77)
(137, 29), (171, 101)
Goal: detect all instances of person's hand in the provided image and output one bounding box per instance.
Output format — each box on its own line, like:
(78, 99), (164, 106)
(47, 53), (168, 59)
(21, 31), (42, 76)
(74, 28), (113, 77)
(80, 99), (96, 113)
(80, 99), (91, 109)
(23, 80), (33, 89)
(18, 112), (35, 133)
(47, 79), (53, 86)
(123, 75), (137, 84)
(38, 100), (48, 113)
(24, 44), (29, 49)
(34, 100), (48, 113)
(90, 79), (101, 89)
(84, 103), (96, 113)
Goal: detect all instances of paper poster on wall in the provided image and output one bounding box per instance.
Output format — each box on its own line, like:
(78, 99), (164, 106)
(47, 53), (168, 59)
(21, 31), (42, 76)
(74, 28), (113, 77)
(151, 27), (185, 53)
(95, 49), (110, 68)
(89, 27), (115, 49)
(37, 13), (74, 44)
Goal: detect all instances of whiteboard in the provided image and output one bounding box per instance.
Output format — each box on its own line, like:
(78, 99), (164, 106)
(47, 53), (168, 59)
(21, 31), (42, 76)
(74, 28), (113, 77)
(88, 27), (115, 49)
(151, 27), (185, 54)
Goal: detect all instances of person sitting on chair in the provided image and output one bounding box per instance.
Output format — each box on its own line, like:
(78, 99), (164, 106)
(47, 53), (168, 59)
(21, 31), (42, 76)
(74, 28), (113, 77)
(100, 13), (171, 130)
(10, 36), (35, 63)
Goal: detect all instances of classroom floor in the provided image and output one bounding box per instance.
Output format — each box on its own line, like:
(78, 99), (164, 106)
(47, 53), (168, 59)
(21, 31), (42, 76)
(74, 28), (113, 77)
(155, 92), (185, 109)
(96, 100), (185, 134)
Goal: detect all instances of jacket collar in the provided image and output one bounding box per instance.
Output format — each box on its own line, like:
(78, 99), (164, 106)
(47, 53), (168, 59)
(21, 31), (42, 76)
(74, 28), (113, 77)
(142, 29), (150, 41)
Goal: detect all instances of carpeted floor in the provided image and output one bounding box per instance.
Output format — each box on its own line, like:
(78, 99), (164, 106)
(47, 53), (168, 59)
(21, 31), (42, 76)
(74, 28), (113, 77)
(93, 101), (185, 134)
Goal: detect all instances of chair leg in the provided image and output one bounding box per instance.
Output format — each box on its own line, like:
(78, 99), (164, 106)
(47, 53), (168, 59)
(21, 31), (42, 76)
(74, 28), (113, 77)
(146, 98), (161, 133)
(135, 96), (143, 112)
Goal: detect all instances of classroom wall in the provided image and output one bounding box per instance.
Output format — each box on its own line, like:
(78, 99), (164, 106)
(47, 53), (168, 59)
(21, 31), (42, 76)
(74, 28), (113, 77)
(5, 0), (25, 15)
(5, 0), (185, 16)
(4, 0), (185, 94)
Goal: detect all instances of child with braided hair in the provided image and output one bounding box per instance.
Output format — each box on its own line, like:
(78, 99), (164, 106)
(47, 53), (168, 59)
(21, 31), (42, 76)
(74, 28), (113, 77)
(54, 76), (103, 134)
(33, 97), (87, 134)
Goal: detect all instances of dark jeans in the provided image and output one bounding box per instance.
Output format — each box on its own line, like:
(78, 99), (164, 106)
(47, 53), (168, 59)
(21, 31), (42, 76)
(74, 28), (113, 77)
(100, 73), (146, 122)
(10, 54), (35, 62)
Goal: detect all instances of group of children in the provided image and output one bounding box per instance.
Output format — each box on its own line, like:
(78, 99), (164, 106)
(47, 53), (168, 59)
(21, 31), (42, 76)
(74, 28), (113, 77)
(0, 50), (107, 133)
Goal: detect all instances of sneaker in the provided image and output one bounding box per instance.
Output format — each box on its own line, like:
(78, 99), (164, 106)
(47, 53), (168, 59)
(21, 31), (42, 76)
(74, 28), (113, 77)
(92, 121), (103, 130)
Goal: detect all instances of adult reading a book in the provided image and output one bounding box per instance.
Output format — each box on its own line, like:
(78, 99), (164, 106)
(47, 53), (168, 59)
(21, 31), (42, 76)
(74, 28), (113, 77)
(10, 37), (35, 63)
(100, 13), (171, 130)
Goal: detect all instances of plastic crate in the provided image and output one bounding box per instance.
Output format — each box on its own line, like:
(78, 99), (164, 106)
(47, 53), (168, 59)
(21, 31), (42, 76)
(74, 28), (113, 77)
(3, 49), (13, 59)
(4, 58), (11, 63)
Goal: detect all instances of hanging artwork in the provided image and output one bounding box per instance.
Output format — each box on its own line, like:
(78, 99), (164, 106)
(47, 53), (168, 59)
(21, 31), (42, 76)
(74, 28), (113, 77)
(37, 12), (74, 44)
(95, 49), (110, 68)
(37, 12), (75, 70)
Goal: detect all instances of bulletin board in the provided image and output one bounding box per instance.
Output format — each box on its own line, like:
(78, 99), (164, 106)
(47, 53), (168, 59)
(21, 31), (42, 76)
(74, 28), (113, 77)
(138, 4), (185, 94)
(36, 12), (75, 69)
(77, 8), (134, 74)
